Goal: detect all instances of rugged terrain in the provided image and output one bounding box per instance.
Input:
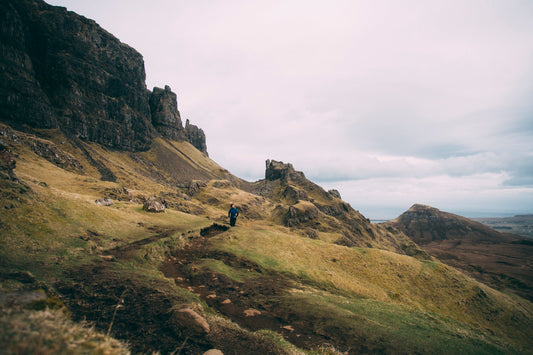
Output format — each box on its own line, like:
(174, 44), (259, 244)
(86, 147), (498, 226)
(386, 204), (533, 302)
(1, 0), (532, 354)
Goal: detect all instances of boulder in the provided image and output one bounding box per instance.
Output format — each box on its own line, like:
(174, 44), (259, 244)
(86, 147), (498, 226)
(172, 307), (210, 334)
(243, 308), (261, 317)
(95, 198), (113, 206)
(143, 196), (165, 213)
(203, 350), (224, 355)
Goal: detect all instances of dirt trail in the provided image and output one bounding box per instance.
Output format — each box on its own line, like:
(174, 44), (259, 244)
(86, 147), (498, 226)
(57, 223), (344, 353)
(55, 225), (213, 354)
(160, 224), (332, 351)
(107, 226), (178, 259)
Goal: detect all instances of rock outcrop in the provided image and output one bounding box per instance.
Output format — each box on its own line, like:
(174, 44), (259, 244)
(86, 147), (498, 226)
(143, 196), (166, 213)
(185, 119), (208, 155)
(251, 160), (429, 258)
(172, 307), (210, 334)
(0, 141), (17, 181)
(265, 159), (305, 181)
(284, 201), (320, 227)
(149, 85), (186, 141)
(0, 0), (207, 154)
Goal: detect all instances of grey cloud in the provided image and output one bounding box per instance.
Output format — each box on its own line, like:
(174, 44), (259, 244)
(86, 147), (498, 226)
(44, 0), (533, 216)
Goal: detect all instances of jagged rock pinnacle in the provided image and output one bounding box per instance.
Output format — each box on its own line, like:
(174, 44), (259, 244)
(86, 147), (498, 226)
(265, 159), (305, 181)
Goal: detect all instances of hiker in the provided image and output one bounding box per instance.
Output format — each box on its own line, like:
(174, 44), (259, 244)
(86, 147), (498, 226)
(228, 204), (239, 226)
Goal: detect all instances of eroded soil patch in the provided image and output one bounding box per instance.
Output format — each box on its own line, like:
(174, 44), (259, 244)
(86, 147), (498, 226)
(55, 224), (300, 354)
(55, 223), (361, 353)
(160, 225), (354, 352)
(55, 262), (204, 354)
(107, 226), (178, 259)
(55, 226), (213, 354)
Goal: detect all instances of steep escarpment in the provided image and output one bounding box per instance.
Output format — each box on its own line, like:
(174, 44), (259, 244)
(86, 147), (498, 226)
(0, 0), (206, 153)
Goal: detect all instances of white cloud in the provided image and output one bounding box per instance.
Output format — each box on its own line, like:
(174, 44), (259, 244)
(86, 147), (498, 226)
(320, 173), (533, 219)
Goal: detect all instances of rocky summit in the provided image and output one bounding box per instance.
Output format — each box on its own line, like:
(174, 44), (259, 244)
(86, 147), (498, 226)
(0, 0), (206, 153)
(1, 1), (532, 354)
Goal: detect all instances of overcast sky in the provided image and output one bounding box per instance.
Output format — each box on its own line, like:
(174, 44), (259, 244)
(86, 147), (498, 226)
(46, 0), (533, 219)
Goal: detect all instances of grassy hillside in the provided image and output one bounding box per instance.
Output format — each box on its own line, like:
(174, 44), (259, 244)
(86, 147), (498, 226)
(1, 124), (532, 354)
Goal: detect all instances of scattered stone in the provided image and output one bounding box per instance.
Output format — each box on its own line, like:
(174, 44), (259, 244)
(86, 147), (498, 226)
(206, 293), (217, 299)
(30, 139), (84, 173)
(243, 308), (261, 317)
(282, 325), (295, 332)
(95, 198), (113, 206)
(203, 350), (224, 355)
(99, 255), (115, 262)
(172, 307), (210, 334)
(221, 299), (232, 304)
(143, 196), (165, 213)
(104, 186), (135, 202)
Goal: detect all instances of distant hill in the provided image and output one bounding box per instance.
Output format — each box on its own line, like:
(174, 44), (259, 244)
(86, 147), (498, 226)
(386, 204), (533, 301)
(474, 215), (533, 238)
(1, 0), (532, 354)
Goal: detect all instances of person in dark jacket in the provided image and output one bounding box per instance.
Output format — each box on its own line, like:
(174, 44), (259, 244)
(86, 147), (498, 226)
(228, 204), (239, 226)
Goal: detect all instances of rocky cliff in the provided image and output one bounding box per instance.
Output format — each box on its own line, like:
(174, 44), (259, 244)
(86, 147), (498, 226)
(0, 0), (206, 153)
(149, 86), (207, 154)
